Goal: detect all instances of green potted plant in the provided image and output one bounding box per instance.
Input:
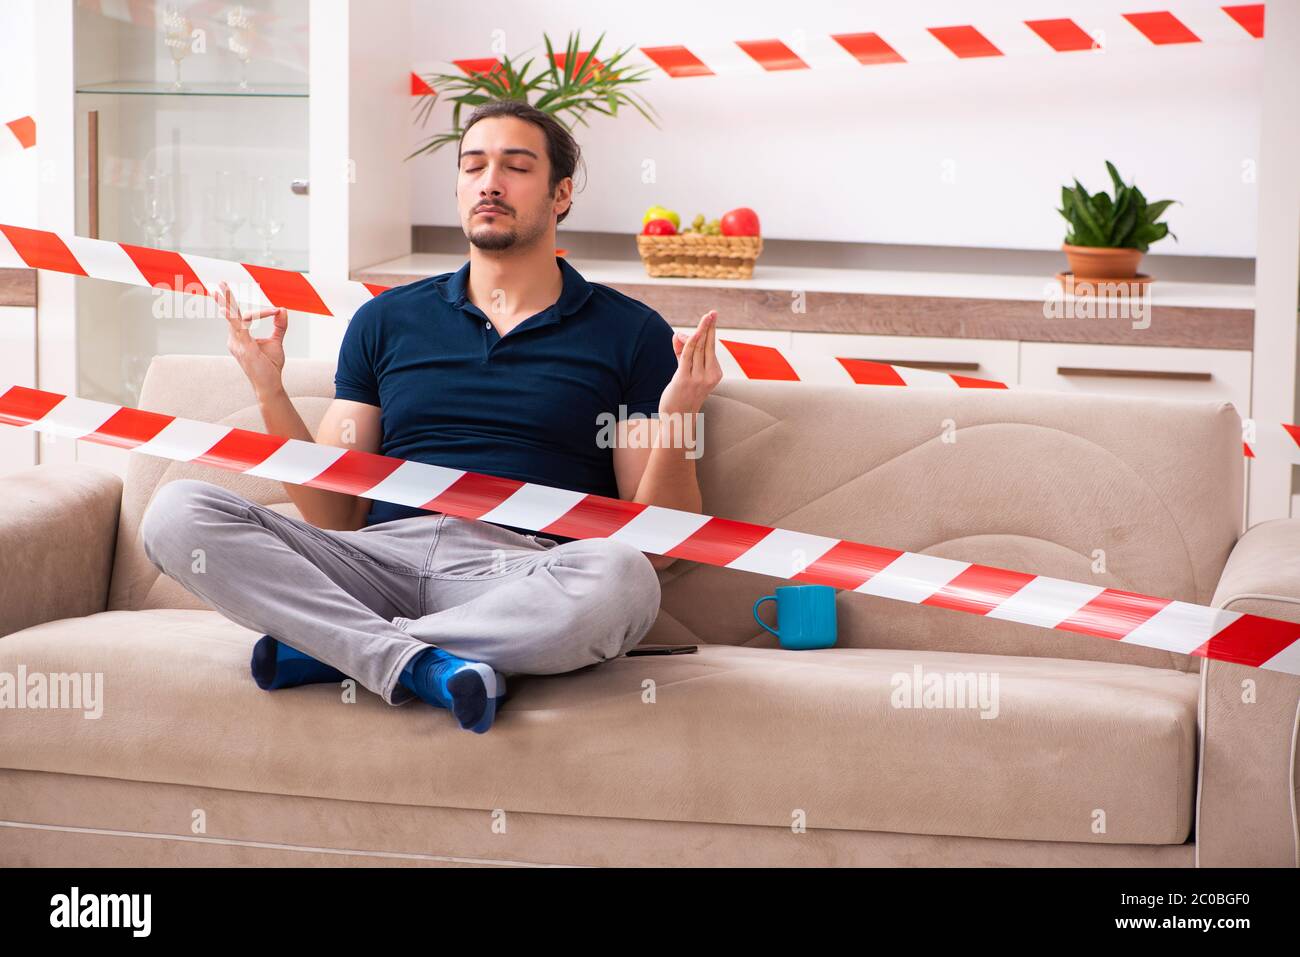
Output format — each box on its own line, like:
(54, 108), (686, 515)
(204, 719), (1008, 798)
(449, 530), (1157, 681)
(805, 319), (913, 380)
(1058, 161), (1178, 280)
(407, 30), (660, 160)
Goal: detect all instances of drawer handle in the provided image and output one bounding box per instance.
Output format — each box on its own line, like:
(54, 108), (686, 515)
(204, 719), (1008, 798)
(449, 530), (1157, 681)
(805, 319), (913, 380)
(1057, 366), (1212, 382)
(856, 358), (982, 371)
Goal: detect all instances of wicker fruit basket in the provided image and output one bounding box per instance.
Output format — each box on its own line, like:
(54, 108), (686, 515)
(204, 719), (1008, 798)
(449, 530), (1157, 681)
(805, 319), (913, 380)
(635, 232), (763, 279)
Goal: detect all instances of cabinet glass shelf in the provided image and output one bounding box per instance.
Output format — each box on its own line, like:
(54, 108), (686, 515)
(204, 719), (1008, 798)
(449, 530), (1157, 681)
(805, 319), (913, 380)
(76, 81), (308, 98)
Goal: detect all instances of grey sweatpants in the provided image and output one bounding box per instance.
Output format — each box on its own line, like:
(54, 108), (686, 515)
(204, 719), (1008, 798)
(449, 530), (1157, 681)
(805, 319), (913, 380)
(139, 479), (663, 706)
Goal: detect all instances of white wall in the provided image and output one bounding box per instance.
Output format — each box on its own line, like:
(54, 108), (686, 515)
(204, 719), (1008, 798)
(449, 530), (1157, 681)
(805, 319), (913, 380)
(409, 0), (1261, 257)
(0, 0), (38, 226)
(0, 0), (39, 476)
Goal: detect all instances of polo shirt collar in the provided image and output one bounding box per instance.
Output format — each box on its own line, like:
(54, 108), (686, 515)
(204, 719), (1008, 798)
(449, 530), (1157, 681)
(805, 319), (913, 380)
(441, 255), (593, 320)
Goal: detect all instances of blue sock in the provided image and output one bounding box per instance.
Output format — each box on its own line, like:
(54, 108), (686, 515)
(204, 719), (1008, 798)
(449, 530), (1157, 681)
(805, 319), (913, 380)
(250, 635), (347, 691)
(399, 647), (506, 734)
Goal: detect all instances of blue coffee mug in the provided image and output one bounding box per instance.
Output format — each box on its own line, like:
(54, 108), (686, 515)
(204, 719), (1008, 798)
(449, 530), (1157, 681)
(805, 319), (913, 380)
(752, 584), (837, 650)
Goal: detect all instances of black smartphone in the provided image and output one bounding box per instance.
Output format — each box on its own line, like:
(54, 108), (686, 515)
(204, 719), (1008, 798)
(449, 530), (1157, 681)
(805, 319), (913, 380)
(625, 644), (698, 656)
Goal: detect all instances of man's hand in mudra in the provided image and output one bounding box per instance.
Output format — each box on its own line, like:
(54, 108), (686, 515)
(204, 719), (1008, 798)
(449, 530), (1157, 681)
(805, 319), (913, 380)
(213, 280), (289, 402)
(658, 309), (722, 419)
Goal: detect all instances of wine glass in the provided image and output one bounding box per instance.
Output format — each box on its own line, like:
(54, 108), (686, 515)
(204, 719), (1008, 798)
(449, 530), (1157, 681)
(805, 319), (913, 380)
(213, 170), (248, 257)
(162, 5), (193, 91)
(250, 175), (283, 266)
(130, 171), (175, 248)
(130, 185), (158, 247)
(225, 5), (256, 91)
(149, 171), (176, 247)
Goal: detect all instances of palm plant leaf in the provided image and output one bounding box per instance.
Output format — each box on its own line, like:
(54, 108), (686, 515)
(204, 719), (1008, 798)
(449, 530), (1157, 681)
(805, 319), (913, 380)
(408, 29), (660, 161)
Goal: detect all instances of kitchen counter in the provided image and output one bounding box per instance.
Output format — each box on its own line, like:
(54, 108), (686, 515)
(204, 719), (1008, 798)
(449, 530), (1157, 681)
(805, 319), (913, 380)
(353, 253), (1255, 350)
(0, 268), (36, 307)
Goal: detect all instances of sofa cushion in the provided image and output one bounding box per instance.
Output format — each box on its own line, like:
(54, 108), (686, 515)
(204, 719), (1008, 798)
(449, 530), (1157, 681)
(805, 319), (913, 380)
(108, 356), (1242, 674)
(0, 609), (1198, 845)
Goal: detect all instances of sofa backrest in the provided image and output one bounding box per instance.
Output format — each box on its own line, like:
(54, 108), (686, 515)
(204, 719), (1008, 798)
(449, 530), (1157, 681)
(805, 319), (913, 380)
(109, 353), (1245, 673)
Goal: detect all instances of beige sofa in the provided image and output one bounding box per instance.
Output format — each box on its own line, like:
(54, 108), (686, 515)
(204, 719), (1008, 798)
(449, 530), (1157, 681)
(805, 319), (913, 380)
(1, 353), (1298, 867)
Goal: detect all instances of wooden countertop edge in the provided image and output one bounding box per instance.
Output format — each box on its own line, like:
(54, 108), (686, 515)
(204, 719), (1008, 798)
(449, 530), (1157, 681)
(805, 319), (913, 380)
(0, 268), (36, 308)
(352, 269), (1254, 351)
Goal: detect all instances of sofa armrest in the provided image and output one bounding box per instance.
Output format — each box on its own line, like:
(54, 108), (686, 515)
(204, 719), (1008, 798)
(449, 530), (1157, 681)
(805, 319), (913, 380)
(0, 463), (122, 638)
(1196, 519), (1300, 866)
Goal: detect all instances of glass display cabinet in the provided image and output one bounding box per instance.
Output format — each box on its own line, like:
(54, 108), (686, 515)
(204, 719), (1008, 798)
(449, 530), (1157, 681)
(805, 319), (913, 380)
(71, 0), (311, 410)
(34, 0), (415, 475)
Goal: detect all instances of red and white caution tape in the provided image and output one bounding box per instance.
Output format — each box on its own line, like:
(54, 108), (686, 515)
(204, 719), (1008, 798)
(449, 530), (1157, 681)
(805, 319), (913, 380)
(0, 223), (384, 319)
(2, 382), (1298, 677)
(711, 339), (1012, 390)
(2, 222), (1292, 463)
(1, 117), (36, 157)
(410, 4), (1265, 93)
(710, 339), (1294, 462)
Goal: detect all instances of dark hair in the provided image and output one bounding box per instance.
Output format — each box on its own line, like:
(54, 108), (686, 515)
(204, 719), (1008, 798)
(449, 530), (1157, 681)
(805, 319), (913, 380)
(458, 100), (585, 224)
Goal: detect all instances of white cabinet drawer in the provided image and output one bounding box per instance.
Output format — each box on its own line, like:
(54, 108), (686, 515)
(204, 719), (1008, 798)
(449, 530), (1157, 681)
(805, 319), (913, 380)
(1019, 343), (1251, 416)
(789, 332), (1020, 384)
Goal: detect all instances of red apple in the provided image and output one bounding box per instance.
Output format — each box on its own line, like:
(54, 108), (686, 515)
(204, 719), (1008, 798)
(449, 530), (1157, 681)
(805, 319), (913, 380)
(642, 218), (678, 236)
(720, 207), (760, 237)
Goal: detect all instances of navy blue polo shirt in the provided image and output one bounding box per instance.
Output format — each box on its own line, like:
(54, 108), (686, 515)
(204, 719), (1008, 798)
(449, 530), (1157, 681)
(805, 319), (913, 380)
(333, 256), (679, 542)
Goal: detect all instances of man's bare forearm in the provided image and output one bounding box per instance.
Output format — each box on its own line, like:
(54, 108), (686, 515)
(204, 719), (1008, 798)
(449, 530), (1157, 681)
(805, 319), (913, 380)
(257, 388), (361, 530)
(632, 444), (702, 513)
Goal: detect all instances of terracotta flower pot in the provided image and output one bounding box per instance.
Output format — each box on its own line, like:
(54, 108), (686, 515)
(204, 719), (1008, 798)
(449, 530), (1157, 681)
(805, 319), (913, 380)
(1063, 243), (1143, 280)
